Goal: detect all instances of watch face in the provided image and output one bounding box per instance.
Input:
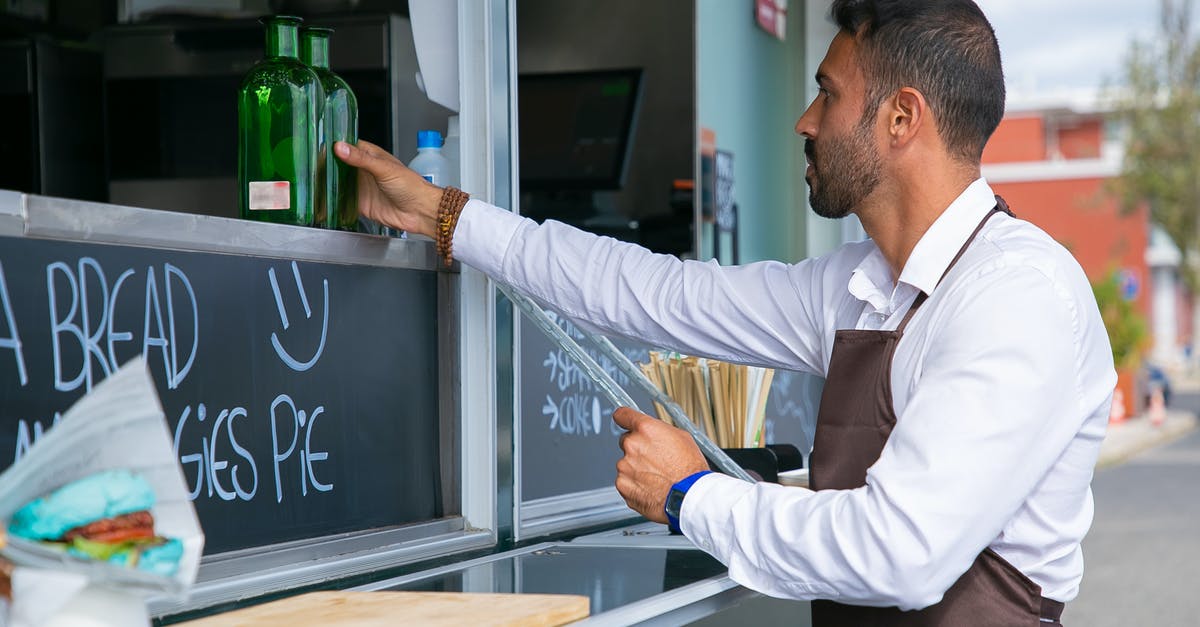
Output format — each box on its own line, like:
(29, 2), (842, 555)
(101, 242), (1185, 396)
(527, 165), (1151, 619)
(666, 487), (687, 518)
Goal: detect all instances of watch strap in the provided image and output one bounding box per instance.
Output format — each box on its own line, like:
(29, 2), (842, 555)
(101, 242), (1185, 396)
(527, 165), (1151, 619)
(665, 470), (712, 534)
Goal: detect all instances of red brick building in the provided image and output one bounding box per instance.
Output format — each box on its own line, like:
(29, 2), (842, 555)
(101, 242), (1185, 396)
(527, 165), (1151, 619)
(983, 106), (1147, 306)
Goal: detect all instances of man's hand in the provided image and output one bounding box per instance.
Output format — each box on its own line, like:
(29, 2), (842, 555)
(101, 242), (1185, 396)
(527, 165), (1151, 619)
(333, 140), (443, 238)
(613, 407), (710, 524)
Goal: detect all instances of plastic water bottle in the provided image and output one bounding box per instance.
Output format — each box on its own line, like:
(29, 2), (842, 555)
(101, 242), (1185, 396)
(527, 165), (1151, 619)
(409, 130), (449, 187)
(441, 116), (460, 189)
(382, 130), (448, 238)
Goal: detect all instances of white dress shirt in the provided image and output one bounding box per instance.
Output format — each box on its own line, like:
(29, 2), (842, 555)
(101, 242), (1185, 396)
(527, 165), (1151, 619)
(454, 178), (1116, 610)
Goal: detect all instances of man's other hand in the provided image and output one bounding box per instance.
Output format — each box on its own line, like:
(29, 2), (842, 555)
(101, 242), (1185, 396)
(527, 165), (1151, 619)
(613, 407), (710, 524)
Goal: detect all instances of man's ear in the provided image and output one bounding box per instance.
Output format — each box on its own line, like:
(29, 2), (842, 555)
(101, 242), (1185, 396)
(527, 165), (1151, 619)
(887, 87), (928, 149)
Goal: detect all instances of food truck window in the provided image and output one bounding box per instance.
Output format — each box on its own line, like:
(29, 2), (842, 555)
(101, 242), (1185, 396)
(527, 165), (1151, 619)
(513, 71), (659, 537)
(511, 1), (696, 540)
(511, 1), (823, 540)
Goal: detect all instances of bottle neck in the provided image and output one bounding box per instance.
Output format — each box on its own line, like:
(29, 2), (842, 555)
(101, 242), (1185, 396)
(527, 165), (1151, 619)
(302, 35), (330, 69)
(266, 21), (300, 59)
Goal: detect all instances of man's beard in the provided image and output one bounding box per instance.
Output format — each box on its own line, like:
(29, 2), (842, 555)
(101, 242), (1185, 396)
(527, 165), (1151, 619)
(805, 117), (882, 219)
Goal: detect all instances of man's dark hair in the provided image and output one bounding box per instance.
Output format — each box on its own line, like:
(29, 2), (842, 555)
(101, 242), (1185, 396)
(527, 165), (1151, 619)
(832, 0), (1005, 163)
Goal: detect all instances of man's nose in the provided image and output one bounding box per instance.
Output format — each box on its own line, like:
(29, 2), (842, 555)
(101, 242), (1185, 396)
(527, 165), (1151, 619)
(795, 100), (819, 139)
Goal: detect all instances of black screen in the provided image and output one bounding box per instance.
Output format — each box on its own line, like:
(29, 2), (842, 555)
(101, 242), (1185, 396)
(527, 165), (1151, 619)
(518, 69), (642, 191)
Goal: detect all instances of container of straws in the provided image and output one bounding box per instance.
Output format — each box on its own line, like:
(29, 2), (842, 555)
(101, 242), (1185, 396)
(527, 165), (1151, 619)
(638, 352), (775, 449)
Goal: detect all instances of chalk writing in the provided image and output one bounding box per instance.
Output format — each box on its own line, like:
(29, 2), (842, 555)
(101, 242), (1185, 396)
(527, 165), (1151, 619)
(8, 253), (340, 506)
(13, 414), (61, 462)
(535, 311), (646, 439)
(0, 261), (26, 386)
(47, 259), (197, 393)
(174, 403), (258, 502)
(269, 394), (333, 502)
(542, 393), (607, 436)
(269, 261), (329, 372)
(520, 307), (657, 501)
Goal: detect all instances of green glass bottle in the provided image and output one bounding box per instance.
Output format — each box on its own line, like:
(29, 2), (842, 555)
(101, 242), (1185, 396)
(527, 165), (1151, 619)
(238, 15), (322, 226)
(301, 26), (359, 231)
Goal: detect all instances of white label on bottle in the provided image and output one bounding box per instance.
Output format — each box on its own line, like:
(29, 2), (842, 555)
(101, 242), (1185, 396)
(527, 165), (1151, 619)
(249, 181), (291, 210)
(423, 174), (436, 185)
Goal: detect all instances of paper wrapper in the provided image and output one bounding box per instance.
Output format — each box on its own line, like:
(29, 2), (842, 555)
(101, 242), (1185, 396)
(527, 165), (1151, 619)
(0, 357), (203, 600)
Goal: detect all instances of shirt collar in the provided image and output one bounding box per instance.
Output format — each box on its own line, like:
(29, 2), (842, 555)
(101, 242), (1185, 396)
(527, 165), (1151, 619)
(847, 247), (893, 311)
(896, 178), (997, 297)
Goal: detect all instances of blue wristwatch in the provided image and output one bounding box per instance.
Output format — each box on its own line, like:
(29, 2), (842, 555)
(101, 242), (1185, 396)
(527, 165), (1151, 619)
(664, 470), (712, 534)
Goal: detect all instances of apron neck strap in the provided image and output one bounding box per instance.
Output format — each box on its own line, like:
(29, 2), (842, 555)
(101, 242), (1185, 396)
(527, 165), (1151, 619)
(896, 197), (1012, 334)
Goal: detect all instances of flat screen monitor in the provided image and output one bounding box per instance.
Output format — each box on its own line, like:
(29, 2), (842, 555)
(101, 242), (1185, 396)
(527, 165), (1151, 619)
(518, 68), (643, 191)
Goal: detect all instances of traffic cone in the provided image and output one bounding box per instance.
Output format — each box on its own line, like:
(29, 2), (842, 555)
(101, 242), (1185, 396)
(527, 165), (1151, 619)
(1109, 387), (1127, 424)
(1149, 387), (1166, 427)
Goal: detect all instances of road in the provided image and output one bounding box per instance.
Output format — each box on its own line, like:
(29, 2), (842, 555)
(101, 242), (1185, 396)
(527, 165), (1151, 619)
(1065, 390), (1200, 626)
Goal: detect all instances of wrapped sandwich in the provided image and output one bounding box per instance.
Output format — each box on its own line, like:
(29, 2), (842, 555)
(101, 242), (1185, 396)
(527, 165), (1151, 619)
(6, 470), (183, 576)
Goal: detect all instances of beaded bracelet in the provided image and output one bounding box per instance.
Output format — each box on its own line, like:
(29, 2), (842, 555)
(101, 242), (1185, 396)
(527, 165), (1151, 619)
(435, 186), (470, 266)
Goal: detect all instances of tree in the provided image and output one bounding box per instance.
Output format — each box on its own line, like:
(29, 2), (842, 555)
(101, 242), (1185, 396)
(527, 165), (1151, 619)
(1110, 0), (1200, 289)
(1092, 271), (1149, 370)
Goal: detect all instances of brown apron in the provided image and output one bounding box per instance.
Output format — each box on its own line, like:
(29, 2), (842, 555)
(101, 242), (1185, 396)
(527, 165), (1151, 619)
(808, 198), (1066, 626)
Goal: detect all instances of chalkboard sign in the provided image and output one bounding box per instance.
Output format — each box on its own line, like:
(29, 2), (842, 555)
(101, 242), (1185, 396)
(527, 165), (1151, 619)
(0, 236), (441, 555)
(519, 312), (822, 502)
(519, 312), (653, 502)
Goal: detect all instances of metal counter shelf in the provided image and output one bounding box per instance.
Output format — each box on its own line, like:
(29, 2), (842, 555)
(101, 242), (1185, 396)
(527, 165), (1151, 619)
(350, 529), (810, 626)
(0, 190), (451, 274)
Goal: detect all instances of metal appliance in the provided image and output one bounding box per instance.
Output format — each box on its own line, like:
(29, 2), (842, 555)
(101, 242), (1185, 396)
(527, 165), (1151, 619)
(0, 37), (106, 201)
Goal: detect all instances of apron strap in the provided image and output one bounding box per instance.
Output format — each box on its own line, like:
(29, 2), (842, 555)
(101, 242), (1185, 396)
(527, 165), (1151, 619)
(896, 198), (1011, 334)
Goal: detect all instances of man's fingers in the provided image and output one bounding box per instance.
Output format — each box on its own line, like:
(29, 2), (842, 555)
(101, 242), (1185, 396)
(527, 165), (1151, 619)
(612, 406), (649, 431)
(333, 140), (367, 166)
(355, 139), (390, 159)
(334, 140), (393, 180)
(616, 455), (632, 476)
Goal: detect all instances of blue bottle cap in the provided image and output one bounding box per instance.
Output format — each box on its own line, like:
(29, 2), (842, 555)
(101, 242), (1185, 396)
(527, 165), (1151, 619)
(417, 130), (443, 149)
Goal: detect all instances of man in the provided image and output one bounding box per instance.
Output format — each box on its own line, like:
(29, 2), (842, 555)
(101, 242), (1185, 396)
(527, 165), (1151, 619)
(335, 1), (1114, 623)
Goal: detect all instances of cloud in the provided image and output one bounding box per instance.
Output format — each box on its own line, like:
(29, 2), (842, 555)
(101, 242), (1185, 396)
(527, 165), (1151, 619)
(975, 0), (1176, 92)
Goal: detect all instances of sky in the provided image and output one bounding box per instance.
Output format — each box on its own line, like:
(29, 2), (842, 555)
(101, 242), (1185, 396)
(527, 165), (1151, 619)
(974, 0), (1195, 103)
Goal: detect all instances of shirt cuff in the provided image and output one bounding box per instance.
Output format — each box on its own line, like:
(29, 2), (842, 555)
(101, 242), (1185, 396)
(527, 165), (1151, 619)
(680, 472), (756, 560)
(452, 198), (528, 274)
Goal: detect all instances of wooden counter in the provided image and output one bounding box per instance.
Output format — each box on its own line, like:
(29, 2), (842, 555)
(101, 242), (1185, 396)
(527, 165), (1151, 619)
(177, 591), (589, 626)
